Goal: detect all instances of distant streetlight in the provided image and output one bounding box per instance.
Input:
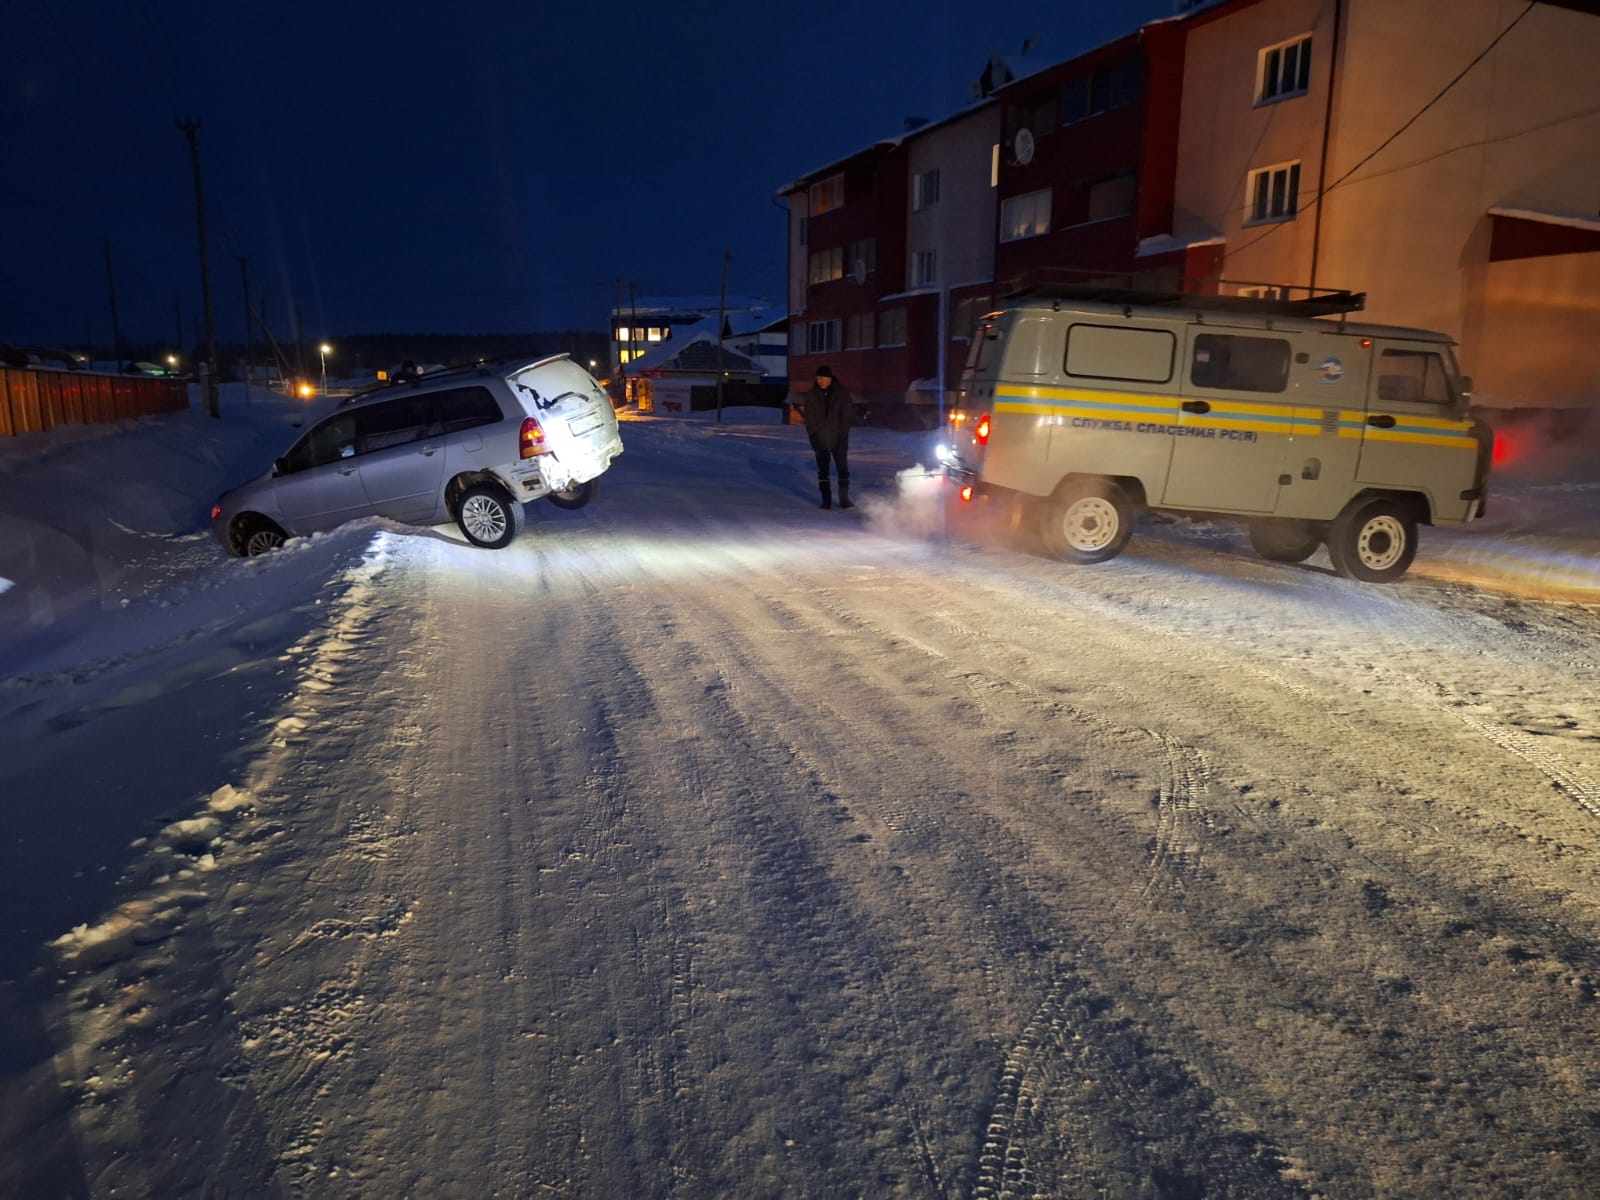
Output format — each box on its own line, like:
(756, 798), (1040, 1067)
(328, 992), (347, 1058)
(165, 354), (178, 370)
(589, 358), (598, 372)
(319, 343), (332, 396)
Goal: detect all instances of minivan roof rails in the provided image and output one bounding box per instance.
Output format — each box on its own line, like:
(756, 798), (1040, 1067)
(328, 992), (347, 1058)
(1000, 271), (1366, 319)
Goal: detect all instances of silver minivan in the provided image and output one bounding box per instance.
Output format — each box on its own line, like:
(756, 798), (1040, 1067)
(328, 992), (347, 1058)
(213, 355), (623, 555)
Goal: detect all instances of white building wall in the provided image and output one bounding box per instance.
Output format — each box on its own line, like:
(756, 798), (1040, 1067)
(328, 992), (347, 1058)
(904, 107), (1002, 293)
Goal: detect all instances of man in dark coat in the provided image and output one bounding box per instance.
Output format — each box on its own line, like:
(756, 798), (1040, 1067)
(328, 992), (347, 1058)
(803, 364), (855, 509)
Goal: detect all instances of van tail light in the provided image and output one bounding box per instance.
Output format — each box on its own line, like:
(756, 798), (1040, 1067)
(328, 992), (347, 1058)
(975, 414), (991, 446)
(520, 416), (549, 457)
(960, 485), (974, 502)
(210, 505), (222, 521)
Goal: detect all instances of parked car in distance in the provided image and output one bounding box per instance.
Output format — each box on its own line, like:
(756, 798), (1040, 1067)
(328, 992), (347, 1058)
(211, 354), (624, 555)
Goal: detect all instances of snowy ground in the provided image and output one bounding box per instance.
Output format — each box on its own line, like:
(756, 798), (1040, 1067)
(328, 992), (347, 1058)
(3, 385), (1600, 1198)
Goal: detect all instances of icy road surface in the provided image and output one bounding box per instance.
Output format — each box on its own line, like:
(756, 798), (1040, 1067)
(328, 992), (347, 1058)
(4, 396), (1600, 1198)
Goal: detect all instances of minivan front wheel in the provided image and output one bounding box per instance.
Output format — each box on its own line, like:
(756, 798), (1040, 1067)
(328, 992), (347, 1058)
(547, 479), (597, 510)
(1327, 497), (1417, 582)
(457, 484), (526, 549)
(1039, 480), (1134, 564)
(235, 516), (287, 557)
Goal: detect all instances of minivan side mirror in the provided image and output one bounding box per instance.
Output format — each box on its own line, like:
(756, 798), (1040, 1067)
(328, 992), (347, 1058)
(1458, 374), (1473, 398)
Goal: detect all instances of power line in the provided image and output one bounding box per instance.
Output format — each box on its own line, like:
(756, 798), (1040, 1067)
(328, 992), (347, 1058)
(1225, 1), (1536, 265)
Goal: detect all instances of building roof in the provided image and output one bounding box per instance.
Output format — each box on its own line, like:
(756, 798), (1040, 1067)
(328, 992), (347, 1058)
(1487, 206), (1600, 234)
(612, 294), (773, 319)
(625, 330), (763, 378)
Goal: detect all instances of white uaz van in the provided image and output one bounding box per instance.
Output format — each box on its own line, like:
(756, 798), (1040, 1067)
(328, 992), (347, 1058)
(942, 290), (1492, 582)
(213, 354), (623, 555)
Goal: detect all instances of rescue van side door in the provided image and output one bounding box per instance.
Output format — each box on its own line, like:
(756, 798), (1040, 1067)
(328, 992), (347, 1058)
(1359, 341), (1479, 521)
(1161, 327), (1292, 513)
(1270, 331), (1372, 521)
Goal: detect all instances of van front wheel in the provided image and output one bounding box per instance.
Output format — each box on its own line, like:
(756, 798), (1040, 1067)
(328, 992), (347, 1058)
(1327, 498), (1417, 582)
(1039, 480), (1134, 564)
(1248, 517), (1321, 563)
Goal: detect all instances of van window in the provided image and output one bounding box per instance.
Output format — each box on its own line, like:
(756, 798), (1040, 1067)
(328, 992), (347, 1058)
(435, 386), (504, 432)
(1065, 324), (1175, 384)
(1376, 349), (1451, 406)
(354, 395), (435, 454)
(1190, 333), (1290, 393)
(966, 321), (1001, 373)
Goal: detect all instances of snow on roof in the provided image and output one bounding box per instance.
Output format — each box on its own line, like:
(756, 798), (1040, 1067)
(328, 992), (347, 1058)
(613, 295), (774, 319)
(1488, 206), (1600, 234)
(1136, 231), (1228, 258)
(623, 329), (762, 377)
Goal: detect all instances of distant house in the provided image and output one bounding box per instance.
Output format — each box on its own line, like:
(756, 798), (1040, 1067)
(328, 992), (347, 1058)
(610, 295), (786, 409)
(621, 332), (765, 415)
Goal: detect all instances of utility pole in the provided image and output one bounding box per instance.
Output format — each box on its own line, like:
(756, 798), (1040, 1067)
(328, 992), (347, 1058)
(237, 256), (253, 392)
(174, 293), (184, 358)
(177, 117), (221, 417)
(628, 282), (639, 406)
(715, 248), (730, 424)
(102, 237), (124, 365)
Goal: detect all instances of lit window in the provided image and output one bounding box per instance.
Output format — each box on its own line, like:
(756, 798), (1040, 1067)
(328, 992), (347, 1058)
(809, 173), (844, 215)
(1001, 189), (1051, 241)
(913, 168), (941, 211)
(1245, 161), (1301, 224)
(646, 327), (663, 342)
(912, 249), (938, 287)
(808, 246), (845, 286)
(1259, 34), (1313, 104)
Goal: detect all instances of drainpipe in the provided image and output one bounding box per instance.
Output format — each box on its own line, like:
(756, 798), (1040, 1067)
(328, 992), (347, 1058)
(1309, 0), (1344, 292)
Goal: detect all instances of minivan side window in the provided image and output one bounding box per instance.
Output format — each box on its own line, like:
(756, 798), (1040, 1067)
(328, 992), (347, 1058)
(1377, 349), (1451, 406)
(1065, 323), (1175, 384)
(281, 413), (357, 473)
(353, 395), (435, 454)
(1190, 333), (1290, 393)
(435, 386), (504, 433)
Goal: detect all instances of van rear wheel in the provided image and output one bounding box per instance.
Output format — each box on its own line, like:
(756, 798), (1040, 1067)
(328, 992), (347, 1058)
(1039, 480), (1134, 564)
(1327, 497), (1417, 582)
(1248, 518), (1321, 563)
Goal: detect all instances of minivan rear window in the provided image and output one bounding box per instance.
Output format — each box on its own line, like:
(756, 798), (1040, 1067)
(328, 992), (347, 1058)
(1065, 323), (1175, 384)
(435, 386), (503, 433)
(1190, 333), (1290, 393)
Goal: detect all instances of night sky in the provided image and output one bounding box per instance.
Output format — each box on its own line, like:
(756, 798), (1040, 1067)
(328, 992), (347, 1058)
(5, 1), (1170, 349)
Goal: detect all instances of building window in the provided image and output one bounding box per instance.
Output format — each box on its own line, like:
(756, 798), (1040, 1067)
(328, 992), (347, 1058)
(646, 327), (665, 342)
(1190, 333), (1291, 393)
(951, 295), (990, 341)
(1060, 59), (1142, 124)
(809, 245), (845, 285)
(809, 174), (844, 215)
(879, 307), (908, 346)
(1008, 96), (1057, 141)
(846, 312), (875, 349)
(1246, 161), (1301, 224)
(1259, 34), (1312, 104)
(848, 237), (877, 278)
(1001, 188), (1052, 241)
(1086, 174), (1136, 222)
(806, 319), (842, 355)
(913, 168), (941, 211)
(912, 249), (938, 287)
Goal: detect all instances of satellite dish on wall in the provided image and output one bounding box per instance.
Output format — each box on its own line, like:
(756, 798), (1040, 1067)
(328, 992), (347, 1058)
(1013, 127), (1035, 165)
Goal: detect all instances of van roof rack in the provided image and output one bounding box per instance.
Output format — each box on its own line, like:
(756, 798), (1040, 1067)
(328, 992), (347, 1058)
(1001, 271), (1366, 319)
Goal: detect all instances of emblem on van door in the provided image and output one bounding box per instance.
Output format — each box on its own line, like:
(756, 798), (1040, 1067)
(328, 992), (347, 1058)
(1317, 356), (1344, 383)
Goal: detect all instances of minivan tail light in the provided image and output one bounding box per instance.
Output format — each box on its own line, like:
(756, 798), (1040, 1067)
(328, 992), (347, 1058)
(976, 414), (991, 446)
(520, 416), (548, 457)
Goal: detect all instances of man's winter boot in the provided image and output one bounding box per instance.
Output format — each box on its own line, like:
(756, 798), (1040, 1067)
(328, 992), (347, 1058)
(838, 481), (854, 510)
(819, 481), (833, 510)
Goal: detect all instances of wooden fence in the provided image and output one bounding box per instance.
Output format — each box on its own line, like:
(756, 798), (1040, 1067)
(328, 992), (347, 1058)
(0, 367), (189, 436)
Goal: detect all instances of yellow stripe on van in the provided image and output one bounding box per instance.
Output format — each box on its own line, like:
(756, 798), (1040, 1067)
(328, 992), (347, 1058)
(993, 385), (1478, 449)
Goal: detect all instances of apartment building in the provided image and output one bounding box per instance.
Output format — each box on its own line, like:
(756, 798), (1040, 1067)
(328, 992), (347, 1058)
(1170, 0), (1600, 407)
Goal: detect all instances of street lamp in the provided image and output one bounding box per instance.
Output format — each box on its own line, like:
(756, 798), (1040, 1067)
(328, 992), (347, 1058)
(165, 354), (178, 374)
(319, 343), (332, 396)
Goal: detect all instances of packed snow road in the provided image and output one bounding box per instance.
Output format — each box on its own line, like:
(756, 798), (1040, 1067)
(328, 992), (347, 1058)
(5, 401), (1600, 1198)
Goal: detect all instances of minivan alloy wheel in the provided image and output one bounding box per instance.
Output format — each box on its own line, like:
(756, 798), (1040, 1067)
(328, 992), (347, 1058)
(456, 483), (526, 549)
